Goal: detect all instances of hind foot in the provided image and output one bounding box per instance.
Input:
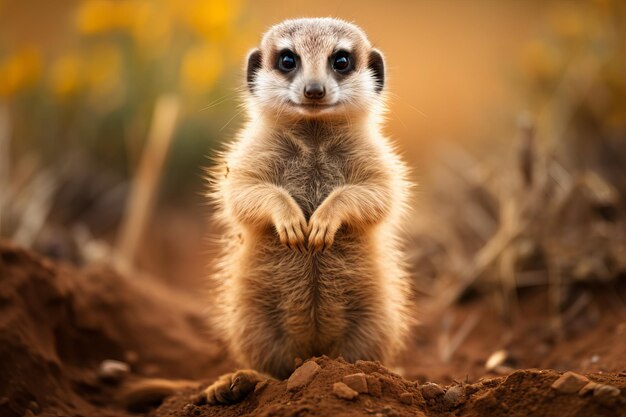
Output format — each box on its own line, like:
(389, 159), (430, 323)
(202, 370), (267, 405)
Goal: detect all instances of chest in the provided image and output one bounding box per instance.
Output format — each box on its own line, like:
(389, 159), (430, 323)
(276, 142), (349, 219)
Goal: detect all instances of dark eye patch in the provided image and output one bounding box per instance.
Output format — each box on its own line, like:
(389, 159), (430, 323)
(331, 50), (354, 74)
(277, 49), (298, 73)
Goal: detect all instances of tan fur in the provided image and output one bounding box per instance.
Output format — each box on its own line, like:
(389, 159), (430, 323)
(206, 18), (413, 389)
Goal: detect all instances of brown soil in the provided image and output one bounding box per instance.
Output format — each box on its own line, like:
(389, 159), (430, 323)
(1, 241), (624, 417)
(156, 357), (625, 417)
(0, 241), (233, 417)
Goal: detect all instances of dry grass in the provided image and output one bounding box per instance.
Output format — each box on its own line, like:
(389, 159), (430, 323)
(409, 116), (626, 328)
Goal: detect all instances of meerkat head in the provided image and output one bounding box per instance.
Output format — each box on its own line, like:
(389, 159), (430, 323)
(245, 18), (385, 120)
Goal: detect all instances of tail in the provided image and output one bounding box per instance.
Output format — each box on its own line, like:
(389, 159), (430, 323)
(118, 377), (200, 412)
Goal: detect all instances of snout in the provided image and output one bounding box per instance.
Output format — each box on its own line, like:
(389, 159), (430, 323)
(303, 83), (326, 100)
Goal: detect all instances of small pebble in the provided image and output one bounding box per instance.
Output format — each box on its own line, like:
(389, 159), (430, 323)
(444, 385), (466, 408)
(343, 373), (368, 394)
(124, 350), (139, 364)
(593, 384), (620, 398)
(399, 392), (413, 404)
(27, 401), (40, 413)
(143, 364), (161, 377)
(333, 382), (359, 400)
(287, 360), (320, 391)
(579, 381), (598, 396)
(355, 360), (383, 374)
(294, 357), (303, 368)
(97, 359), (130, 383)
(366, 375), (383, 397)
(551, 372), (589, 394)
(382, 405), (399, 416)
(182, 403), (195, 415)
(421, 382), (445, 399)
(485, 350), (508, 371)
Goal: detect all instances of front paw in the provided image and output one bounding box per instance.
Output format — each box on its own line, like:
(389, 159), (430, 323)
(273, 211), (307, 253)
(202, 370), (263, 405)
(308, 209), (341, 253)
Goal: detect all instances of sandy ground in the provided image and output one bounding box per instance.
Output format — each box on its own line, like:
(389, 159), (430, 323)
(0, 241), (624, 417)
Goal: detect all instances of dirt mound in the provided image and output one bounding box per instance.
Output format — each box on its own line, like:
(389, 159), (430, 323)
(1, 241), (625, 417)
(155, 356), (625, 417)
(0, 241), (232, 417)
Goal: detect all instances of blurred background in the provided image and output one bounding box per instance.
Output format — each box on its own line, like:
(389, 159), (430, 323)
(0, 0), (625, 314)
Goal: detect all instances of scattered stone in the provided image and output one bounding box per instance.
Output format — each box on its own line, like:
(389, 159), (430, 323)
(182, 403), (195, 415)
(421, 382), (445, 399)
(381, 405), (400, 416)
(124, 350), (139, 365)
(355, 359), (385, 374)
(333, 382), (359, 400)
(399, 392), (413, 404)
(593, 384), (621, 398)
(287, 360), (320, 392)
(294, 357), (303, 368)
(551, 372), (589, 394)
(343, 373), (368, 394)
(485, 349), (508, 371)
(27, 401), (40, 413)
(579, 381), (599, 396)
(143, 364), (161, 376)
(97, 359), (130, 383)
(444, 385), (466, 408)
(366, 375), (383, 397)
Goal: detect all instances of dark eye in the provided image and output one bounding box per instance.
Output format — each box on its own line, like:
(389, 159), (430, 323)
(332, 51), (353, 73)
(278, 50), (297, 72)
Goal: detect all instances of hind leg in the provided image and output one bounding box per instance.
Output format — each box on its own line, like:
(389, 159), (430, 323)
(201, 369), (271, 405)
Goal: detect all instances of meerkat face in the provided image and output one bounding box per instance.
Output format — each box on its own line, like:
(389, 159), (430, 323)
(246, 18), (385, 120)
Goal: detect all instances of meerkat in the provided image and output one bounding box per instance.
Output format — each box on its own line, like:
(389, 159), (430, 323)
(204, 17), (413, 405)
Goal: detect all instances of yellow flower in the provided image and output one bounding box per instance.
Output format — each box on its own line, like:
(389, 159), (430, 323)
(50, 53), (84, 97)
(0, 46), (42, 97)
(76, 0), (152, 35)
(519, 40), (562, 83)
(185, 0), (242, 41)
(76, 0), (116, 35)
(180, 44), (223, 94)
(549, 7), (587, 40)
(131, 1), (172, 57)
(548, 3), (604, 43)
(84, 44), (124, 103)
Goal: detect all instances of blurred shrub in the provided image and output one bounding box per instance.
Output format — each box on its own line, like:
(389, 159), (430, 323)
(1, 0), (253, 199)
(517, 0), (626, 191)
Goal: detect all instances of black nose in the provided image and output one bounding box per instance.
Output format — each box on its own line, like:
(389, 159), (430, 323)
(304, 83), (326, 100)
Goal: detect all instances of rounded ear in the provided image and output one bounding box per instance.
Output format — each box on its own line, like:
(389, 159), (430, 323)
(368, 49), (385, 93)
(246, 49), (262, 92)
